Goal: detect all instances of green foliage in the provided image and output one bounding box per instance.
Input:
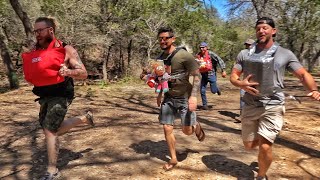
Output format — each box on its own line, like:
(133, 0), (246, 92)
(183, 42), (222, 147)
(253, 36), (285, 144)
(9, 71), (19, 89)
(2, 0), (318, 86)
(85, 87), (94, 97)
(40, 0), (65, 16)
(0, 0), (10, 18)
(99, 80), (109, 89)
(117, 76), (142, 85)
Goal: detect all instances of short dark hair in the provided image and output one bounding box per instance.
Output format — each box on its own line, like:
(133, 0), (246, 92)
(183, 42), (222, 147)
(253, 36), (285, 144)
(255, 17), (275, 28)
(35, 17), (57, 32)
(157, 26), (174, 37)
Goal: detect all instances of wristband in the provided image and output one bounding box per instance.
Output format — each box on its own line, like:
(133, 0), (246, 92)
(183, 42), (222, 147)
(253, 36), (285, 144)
(311, 90), (318, 92)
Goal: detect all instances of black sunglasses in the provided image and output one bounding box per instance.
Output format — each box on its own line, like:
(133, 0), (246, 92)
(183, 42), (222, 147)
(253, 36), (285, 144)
(33, 27), (51, 34)
(158, 36), (173, 41)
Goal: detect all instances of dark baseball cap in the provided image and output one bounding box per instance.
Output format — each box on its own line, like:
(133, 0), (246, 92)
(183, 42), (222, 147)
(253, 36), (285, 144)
(255, 17), (275, 28)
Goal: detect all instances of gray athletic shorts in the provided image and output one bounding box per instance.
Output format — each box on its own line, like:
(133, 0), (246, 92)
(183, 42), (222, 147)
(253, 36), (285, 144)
(159, 95), (197, 126)
(241, 104), (285, 143)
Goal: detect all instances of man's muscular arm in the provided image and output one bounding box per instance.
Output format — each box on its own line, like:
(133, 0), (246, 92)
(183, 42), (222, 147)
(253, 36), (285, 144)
(293, 67), (320, 100)
(188, 69), (201, 111)
(190, 69), (201, 97)
(59, 45), (88, 79)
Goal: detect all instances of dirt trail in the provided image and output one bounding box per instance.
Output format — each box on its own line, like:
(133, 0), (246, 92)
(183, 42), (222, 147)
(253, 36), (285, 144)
(0, 78), (319, 179)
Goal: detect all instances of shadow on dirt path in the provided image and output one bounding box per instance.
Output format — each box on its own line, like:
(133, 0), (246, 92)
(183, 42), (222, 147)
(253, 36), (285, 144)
(202, 154), (255, 179)
(129, 140), (197, 163)
(0, 81), (319, 179)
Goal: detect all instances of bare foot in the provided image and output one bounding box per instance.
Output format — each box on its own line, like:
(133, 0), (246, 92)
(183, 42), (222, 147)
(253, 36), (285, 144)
(163, 160), (178, 171)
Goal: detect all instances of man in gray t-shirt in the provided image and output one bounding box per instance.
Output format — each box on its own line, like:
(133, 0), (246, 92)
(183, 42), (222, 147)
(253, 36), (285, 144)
(235, 44), (303, 106)
(230, 17), (320, 180)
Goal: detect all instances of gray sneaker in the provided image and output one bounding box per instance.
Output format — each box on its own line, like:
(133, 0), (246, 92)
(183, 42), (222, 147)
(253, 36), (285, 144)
(40, 170), (61, 180)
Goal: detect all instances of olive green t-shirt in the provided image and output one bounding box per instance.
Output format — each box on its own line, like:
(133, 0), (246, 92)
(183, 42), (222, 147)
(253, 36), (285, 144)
(159, 49), (199, 97)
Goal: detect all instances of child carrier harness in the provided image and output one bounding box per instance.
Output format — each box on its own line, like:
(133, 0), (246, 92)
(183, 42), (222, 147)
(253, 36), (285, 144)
(196, 51), (213, 73)
(22, 39), (65, 87)
(243, 43), (279, 96)
(161, 47), (188, 80)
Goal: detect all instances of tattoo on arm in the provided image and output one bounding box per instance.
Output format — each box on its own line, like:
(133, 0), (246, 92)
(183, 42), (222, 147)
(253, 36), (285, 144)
(191, 71), (201, 97)
(64, 46), (87, 79)
(68, 50), (86, 77)
(69, 64), (86, 77)
(72, 51), (83, 65)
(73, 64), (82, 69)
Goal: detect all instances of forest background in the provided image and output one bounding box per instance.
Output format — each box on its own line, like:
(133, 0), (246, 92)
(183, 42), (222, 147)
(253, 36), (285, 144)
(0, 0), (319, 89)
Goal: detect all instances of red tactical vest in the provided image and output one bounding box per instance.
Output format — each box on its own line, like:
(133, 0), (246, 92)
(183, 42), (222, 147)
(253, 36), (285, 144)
(196, 51), (213, 73)
(22, 39), (65, 86)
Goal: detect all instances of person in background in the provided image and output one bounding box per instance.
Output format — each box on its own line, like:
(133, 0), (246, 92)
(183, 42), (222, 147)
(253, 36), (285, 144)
(230, 17), (320, 179)
(244, 38), (255, 49)
(196, 42), (226, 110)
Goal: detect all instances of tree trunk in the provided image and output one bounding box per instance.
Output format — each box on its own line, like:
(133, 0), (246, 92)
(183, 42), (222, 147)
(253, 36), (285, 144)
(127, 39), (133, 67)
(309, 50), (320, 72)
(103, 45), (112, 83)
(251, 0), (273, 18)
(9, 0), (34, 46)
(0, 28), (19, 89)
(119, 42), (124, 75)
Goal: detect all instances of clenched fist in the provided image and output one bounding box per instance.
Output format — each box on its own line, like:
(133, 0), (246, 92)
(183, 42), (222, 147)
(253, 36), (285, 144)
(59, 64), (70, 77)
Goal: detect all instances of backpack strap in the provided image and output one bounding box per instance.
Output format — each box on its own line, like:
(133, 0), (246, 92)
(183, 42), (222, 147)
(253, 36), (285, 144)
(163, 47), (186, 66)
(248, 42), (279, 58)
(265, 42), (279, 57)
(62, 42), (68, 47)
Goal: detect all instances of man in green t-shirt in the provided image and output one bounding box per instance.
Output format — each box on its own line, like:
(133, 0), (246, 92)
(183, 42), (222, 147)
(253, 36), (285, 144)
(156, 26), (205, 171)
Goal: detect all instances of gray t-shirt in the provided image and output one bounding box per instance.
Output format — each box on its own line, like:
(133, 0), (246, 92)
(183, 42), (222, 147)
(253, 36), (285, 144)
(233, 44), (303, 106)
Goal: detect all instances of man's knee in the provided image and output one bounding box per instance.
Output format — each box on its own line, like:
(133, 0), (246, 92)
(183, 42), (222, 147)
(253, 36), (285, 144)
(163, 124), (173, 135)
(43, 128), (57, 137)
(259, 137), (273, 152)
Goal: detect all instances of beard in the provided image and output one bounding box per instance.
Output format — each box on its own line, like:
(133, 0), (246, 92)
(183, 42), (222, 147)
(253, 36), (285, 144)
(36, 35), (53, 48)
(258, 35), (271, 44)
(160, 45), (169, 50)
(45, 35), (53, 44)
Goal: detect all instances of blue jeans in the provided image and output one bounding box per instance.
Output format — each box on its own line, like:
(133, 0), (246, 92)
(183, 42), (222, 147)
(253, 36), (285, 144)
(200, 72), (219, 106)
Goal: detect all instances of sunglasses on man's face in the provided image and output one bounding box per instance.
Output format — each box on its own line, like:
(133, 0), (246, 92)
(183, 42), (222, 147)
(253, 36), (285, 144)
(33, 27), (51, 34)
(158, 36), (173, 42)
